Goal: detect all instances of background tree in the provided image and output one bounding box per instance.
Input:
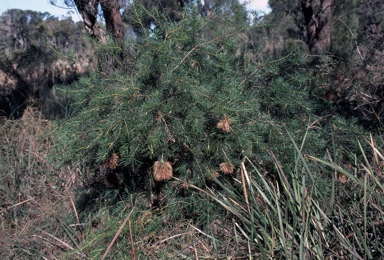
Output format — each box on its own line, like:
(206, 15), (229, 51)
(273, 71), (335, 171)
(247, 0), (384, 129)
(266, 0), (332, 54)
(301, 0), (332, 54)
(52, 0), (124, 42)
(0, 9), (91, 118)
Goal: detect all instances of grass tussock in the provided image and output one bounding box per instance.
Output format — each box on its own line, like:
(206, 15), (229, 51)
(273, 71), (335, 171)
(0, 106), (83, 259)
(196, 133), (384, 259)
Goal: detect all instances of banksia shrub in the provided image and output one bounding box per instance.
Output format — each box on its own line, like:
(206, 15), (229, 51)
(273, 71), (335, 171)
(54, 5), (266, 186)
(54, 4), (323, 190)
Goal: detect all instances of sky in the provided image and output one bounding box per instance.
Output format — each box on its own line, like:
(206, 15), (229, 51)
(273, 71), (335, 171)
(244, 0), (270, 13)
(0, 0), (270, 22)
(0, 0), (82, 21)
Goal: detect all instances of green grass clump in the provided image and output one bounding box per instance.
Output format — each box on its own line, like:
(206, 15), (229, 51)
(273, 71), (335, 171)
(199, 131), (384, 259)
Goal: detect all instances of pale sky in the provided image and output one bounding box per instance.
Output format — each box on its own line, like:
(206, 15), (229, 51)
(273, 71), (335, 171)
(0, 0), (270, 22)
(243, 0), (270, 13)
(0, 0), (82, 21)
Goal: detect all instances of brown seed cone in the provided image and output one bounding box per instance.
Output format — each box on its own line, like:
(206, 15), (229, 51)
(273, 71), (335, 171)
(217, 117), (232, 133)
(219, 162), (234, 175)
(104, 153), (119, 170)
(153, 160), (173, 181)
(337, 172), (348, 184)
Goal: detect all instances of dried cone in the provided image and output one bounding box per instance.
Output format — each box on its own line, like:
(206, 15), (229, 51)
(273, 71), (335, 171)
(219, 162), (234, 175)
(104, 153), (119, 170)
(182, 179), (189, 191)
(155, 111), (162, 122)
(217, 117), (232, 133)
(337, 172), (348, 184)
(153, 160), (173, 181)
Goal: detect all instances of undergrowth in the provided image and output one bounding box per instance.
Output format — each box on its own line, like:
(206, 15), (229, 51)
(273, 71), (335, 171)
(1, 108), (382, 259)
(0, 107), (83, 259)
(1, 3), (383, 260)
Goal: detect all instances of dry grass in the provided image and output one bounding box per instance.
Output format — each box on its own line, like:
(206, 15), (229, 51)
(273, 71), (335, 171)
(0, 106), (83, 259)
(73, 191), (253, 259)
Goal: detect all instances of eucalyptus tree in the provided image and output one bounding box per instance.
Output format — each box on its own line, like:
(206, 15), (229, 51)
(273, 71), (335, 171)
(0, 9), (89, 118)
(267, 0), (332, 54)
(51, 0), (124, 42)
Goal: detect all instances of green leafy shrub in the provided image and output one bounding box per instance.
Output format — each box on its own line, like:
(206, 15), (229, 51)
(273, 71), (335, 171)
(50, 4), (383, 258)
(54, 3), (369, 199)
(55, 5), (268, 187)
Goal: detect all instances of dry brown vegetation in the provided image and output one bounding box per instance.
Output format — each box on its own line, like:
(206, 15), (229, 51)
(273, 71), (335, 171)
(0, 107), (83, 259)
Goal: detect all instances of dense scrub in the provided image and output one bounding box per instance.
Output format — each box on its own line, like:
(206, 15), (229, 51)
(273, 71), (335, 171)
(1, 2), (383, 259)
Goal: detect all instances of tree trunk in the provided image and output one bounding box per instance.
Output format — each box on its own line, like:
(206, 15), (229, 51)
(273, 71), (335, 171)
(100, 0), (124, 42)
(301, 0), (332, 54)
(204, 0), (212, 17)
(74, 0), (124, 43)
(74, 0), (106, 42)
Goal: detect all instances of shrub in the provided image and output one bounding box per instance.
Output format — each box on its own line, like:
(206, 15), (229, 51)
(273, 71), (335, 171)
(55, 5), (268, 188)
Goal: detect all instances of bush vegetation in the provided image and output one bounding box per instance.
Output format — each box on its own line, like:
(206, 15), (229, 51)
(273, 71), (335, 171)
(1, 2), (383, 259)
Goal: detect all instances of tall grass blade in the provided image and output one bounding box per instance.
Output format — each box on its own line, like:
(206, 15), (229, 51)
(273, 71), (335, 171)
(101, 206), (135, 260)
(286, 130), (314, 182)
(274, 185), (289, 257)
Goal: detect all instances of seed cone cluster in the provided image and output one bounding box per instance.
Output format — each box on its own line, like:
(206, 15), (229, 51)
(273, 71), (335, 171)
(153, 160), (173, 181)
(219, 162), (234, 175)
(217, 117), (232, 133)
(104, 152), (119, 170)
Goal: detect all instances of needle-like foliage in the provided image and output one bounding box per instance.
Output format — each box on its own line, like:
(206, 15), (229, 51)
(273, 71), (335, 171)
(55, 4), (269, 186)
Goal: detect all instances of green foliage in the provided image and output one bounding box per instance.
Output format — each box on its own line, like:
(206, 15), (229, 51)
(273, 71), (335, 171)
(258, 53), (312, 118)
(55, 5), (266, 185)
(201, 133), (384, 258)
(55, 3), (374, 194)
(331, 0), (360, 61)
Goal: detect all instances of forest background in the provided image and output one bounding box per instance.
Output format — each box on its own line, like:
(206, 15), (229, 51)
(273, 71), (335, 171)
(0, 0), (383, 259)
